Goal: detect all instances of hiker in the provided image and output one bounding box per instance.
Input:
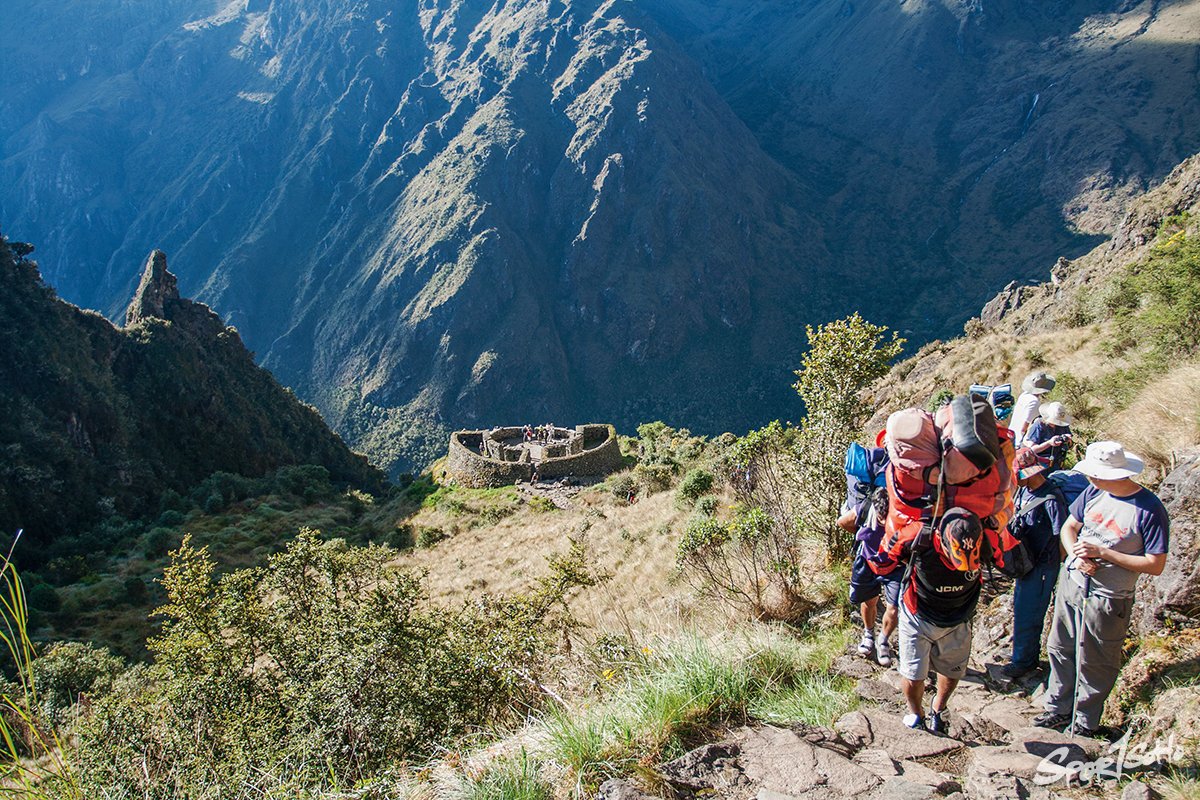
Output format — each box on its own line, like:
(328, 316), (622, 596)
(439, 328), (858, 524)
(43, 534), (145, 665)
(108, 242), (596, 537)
(1010, 371), (1056, 443)
(894, 508), (987, 734)
(530, 463), (540, 484)
(838, 442), (898, 667)
(1035, 441), (1170, 737)
(1002, 449), (1070, 678)
(1023, 401), (1072, 471)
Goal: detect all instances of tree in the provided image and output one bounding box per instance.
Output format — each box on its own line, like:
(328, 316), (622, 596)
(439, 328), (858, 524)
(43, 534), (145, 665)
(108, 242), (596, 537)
(793, 314), (904, 559)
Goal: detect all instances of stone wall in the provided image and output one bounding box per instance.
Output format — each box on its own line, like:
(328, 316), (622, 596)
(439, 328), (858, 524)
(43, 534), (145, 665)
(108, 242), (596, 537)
(538, 424), (624, 480)
(445, 424), (624, 487)
(447, 431), (532, 487)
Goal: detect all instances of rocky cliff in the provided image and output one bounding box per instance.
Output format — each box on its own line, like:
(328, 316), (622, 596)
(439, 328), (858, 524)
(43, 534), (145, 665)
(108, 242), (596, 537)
(0, 235), (384, 549)
(3, 0), (1198, 472)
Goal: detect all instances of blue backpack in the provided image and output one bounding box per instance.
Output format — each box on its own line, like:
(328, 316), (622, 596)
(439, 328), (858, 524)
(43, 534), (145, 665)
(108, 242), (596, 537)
(844, 443), (890, 554)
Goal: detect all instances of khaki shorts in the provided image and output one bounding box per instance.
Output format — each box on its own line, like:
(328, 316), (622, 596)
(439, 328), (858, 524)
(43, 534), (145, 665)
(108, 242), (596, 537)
(898, 605), (973, 681)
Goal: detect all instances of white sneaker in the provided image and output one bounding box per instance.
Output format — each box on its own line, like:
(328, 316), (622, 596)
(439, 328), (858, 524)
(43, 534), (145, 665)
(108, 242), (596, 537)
(903, 712), (925, 729)
(876, 638), (893, 667)
(857, 630), (875, 658)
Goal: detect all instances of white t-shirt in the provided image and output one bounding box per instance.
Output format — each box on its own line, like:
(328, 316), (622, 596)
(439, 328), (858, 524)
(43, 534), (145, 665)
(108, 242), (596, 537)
(1010, 391), (1042, 443)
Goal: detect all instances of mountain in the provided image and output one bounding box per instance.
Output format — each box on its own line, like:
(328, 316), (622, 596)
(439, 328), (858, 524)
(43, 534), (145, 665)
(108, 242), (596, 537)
(0, 235), (385, 550)
(2, 0), (1198, 472)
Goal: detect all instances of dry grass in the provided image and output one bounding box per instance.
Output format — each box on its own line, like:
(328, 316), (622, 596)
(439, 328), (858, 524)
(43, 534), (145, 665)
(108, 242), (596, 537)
(1108, 363), (1200, 479)
(398, 482), (720, 636)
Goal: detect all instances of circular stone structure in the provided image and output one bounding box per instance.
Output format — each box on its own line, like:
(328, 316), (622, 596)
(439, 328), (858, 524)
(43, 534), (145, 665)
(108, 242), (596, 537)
(446, 424), (624, 488)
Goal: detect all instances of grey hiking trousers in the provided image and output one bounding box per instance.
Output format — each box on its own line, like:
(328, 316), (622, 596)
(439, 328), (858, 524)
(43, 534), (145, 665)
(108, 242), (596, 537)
(1044, 569), (1135, 729)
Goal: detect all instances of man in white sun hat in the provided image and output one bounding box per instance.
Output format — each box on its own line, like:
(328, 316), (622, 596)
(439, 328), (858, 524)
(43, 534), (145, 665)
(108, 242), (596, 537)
(1009, 371), (1056, 443)
(1035, 441), (1170, 737)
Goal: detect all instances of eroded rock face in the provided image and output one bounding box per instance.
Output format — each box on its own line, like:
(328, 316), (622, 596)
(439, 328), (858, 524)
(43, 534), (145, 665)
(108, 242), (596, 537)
(1135, 451), (1200, 634)
(124, 250), (178, 327)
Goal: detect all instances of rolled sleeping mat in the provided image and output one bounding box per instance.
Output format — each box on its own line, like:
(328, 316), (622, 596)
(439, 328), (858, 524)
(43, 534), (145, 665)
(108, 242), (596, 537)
(949, 394), (999, 471)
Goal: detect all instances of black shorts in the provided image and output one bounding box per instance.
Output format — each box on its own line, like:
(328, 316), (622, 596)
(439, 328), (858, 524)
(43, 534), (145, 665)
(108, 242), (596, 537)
(851, 543), (902, 607)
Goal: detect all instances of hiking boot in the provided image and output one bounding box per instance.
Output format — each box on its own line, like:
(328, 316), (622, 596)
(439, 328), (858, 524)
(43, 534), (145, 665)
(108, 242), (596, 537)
(903, 712), (925, 730)
(926, 709), (949, 736)
(875, 638), (893, 668)
(1001, 662), (1036, 679)
(1033, 712), (1070, 729)
(1066, 722), (1102, 738)
(857, 630), (875, 658)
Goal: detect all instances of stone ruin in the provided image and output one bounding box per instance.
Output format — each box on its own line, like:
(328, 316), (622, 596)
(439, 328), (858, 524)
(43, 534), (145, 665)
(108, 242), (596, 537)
(446, 424), (624, 488)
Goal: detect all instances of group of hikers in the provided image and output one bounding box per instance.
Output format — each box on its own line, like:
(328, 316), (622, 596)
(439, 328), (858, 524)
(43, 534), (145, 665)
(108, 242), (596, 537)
(523, 423), (559, 444)
(840, 371), (1170, 738)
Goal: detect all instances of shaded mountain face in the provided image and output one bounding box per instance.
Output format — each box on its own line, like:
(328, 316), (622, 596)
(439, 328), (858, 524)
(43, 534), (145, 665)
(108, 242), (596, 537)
(0, 236), (384, 548)
(2, 0), (1198, 472)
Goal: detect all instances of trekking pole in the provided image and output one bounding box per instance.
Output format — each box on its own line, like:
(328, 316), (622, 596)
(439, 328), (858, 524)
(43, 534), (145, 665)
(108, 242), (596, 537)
(1069, 572), (1091, 740)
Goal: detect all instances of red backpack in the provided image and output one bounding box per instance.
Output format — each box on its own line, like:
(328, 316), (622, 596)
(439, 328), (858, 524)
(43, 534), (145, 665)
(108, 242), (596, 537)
(874, 395), (1019, 575)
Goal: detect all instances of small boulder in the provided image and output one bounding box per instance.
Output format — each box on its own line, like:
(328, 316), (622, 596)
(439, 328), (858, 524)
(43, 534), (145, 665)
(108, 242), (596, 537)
(1121, 780), (1157, 800)
(834, 709), (964, 760)
(597, 778), (656, 800)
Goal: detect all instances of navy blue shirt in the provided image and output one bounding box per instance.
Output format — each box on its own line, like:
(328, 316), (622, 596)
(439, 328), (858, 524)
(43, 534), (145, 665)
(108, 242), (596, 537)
(1011, 482), (1069, 567)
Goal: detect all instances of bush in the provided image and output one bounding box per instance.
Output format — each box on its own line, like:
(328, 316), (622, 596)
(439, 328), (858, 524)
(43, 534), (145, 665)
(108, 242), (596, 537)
(25, 581), (60, 613)
(694, 495), (720, 517)
(155, 509), (185, 528)
(608, 473), (636, 503)
(527, 496), (556, 513)
(71, 531), (597, 795)
(31, 642), (124, 724)
(202, 490), (225, 515)
(271, 464), (334, 503)
(143, 528), (174, 559)
(633, 463), (674, 494)
(415, 526), (447, 548)
(793, 314), (903, 559)
(676, 468), (715, 508)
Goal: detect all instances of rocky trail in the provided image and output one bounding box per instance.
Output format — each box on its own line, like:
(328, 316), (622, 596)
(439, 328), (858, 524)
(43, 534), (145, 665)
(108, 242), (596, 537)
(599, 584), (1155, 800)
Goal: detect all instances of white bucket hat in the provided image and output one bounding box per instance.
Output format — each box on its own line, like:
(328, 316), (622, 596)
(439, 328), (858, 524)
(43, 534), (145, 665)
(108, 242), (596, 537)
(1038, 401), (1071, 427)
(1074, 441), (1145, 480)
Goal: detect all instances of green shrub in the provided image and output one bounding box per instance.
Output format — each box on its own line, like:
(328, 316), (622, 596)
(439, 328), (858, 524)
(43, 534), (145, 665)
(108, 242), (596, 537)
(202, 490), (225, 514)
(634, 463), (674, 494)
(155, 509), (185, 528)
(528, 496), (557, 513)
(31, 642), (125, 724)
(70, 531), (595, 795)
(143, 527), (174, 559)
(608, 473), (636, 503)
(415, 526), (448, 548)
(26, 581), (61, 613)
(694, 495), (719, 517)
(676, 468), (715, 508)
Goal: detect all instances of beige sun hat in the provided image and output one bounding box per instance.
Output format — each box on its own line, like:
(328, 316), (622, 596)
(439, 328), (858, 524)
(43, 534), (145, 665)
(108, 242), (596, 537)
(1074, 441), (1145, 480)
(1021, 371), (1056, 395)
(1038, 401), (1071, 427)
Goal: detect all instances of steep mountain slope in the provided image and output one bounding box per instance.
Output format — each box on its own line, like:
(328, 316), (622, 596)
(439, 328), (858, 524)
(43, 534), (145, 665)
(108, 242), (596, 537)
(0, 235), (384, 550)
(2, 0), (1198, 472)
(1, 0), (832, 472)
(642, 0), (1200, 330)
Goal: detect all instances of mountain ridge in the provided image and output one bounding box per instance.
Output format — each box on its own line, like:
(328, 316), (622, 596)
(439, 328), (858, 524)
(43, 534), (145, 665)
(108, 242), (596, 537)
(3, 0), (1199, 472)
